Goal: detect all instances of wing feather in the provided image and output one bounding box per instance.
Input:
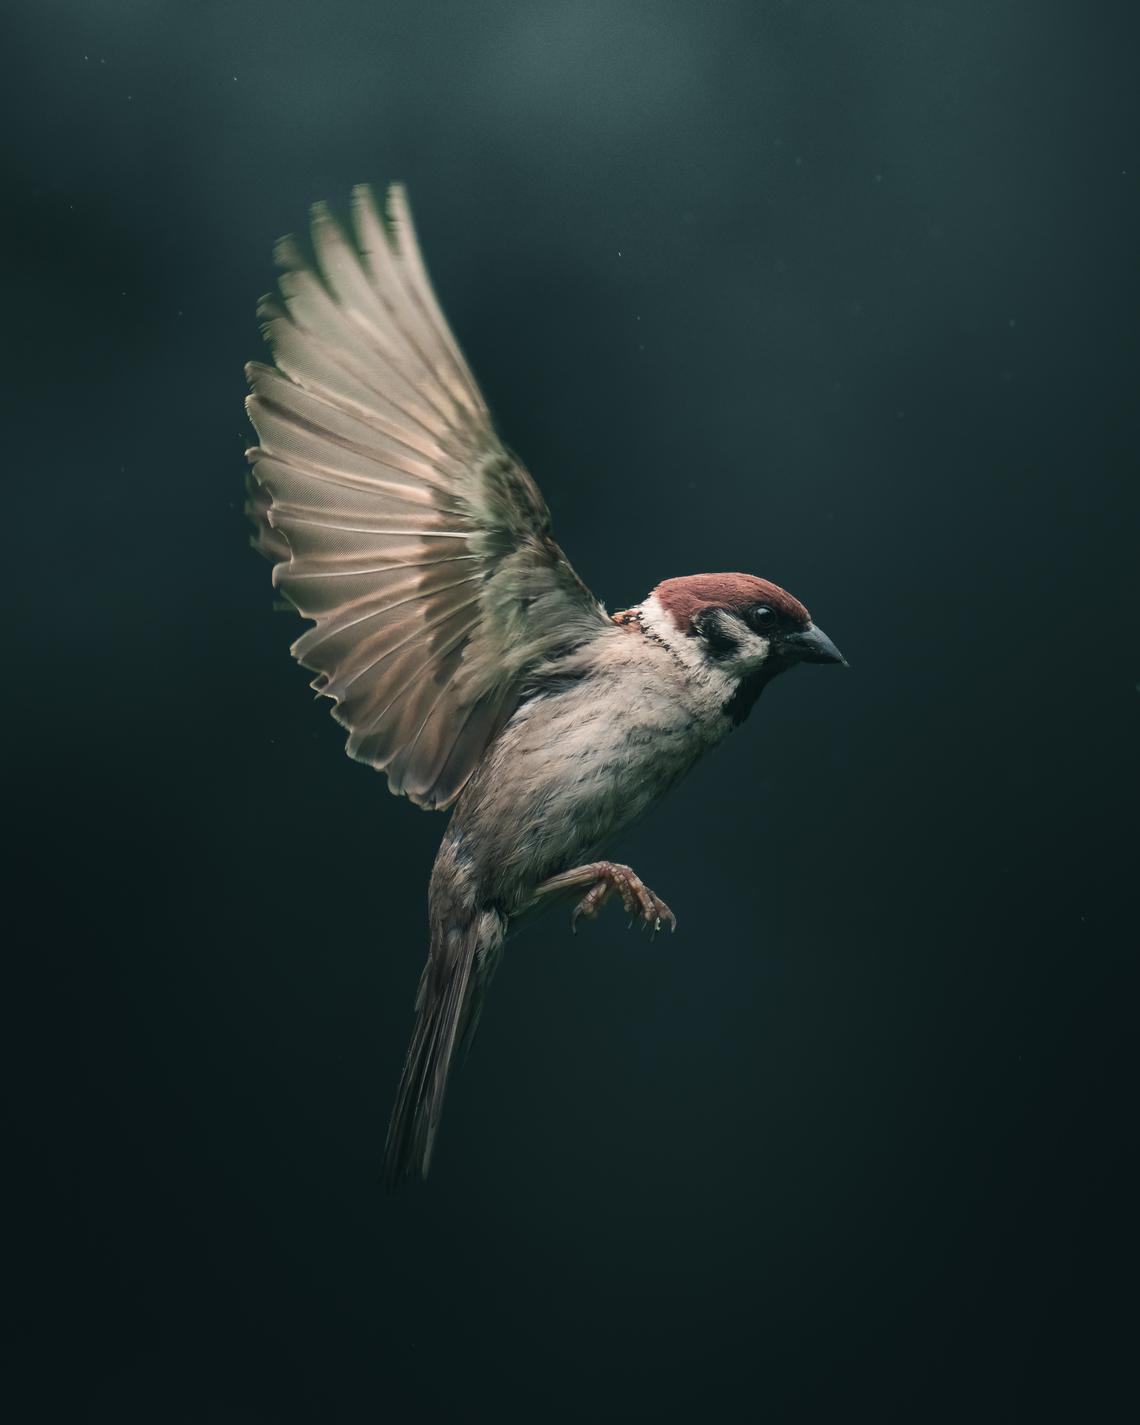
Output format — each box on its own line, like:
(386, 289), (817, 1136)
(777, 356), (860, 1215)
(246, 184), (609, 810)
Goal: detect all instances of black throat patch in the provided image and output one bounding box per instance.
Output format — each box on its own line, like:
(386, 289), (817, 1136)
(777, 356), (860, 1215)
(722, 667), (776, 726)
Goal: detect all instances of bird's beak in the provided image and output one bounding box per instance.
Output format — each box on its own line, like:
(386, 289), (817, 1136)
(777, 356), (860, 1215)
(782, 623), (848, 667)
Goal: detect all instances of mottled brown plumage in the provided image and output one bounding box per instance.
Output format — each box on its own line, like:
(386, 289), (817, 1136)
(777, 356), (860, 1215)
(246, 186), (845, 1183)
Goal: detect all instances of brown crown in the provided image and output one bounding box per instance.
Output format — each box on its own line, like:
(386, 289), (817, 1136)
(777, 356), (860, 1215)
(652, 573), (811, 634)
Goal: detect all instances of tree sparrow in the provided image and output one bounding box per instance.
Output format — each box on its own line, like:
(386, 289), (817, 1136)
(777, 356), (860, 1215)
(245, 186), (846, 1182)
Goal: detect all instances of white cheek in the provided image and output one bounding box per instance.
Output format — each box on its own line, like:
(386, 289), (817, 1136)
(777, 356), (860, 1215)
(731, 631), (770, 672)
(638, 592), (736, 708)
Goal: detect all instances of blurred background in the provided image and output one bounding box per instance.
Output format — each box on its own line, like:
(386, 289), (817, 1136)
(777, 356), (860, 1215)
(6, 2), (1136, 1420)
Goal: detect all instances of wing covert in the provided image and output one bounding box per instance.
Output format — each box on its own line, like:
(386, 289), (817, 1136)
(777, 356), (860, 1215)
(246, 184), (608, 810)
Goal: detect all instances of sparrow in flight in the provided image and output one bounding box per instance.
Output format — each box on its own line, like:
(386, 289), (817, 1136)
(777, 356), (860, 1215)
(245, 185), (846, 1183)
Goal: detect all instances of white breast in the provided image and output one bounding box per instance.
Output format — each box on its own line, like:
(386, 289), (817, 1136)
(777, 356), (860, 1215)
(467, 625), (732, 900)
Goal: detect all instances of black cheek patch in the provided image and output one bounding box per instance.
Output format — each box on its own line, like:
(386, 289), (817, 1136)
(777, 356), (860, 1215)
(694, 609), (740, 660)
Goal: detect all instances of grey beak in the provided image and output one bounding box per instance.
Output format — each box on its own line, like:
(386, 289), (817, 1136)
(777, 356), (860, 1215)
(782, 622), (848, 667)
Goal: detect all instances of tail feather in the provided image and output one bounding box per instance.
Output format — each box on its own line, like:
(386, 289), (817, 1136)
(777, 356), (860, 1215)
(384, 910), (503, 1185)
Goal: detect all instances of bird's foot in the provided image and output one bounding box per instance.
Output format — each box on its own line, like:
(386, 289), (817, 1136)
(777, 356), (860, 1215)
(570, 861), (676, 938)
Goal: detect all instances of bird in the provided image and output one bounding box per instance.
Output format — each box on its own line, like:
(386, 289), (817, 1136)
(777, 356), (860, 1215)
(244, 184), (846, 1184)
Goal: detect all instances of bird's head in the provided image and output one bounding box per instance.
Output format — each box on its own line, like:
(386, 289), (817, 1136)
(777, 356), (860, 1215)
(627, 572), (845, 723)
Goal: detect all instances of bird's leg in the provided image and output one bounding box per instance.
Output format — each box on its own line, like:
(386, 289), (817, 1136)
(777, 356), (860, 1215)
(531, 862), (677, 936)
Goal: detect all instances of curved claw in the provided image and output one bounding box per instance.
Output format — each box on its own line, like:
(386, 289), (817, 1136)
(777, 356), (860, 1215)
(568, 862), (676, 939)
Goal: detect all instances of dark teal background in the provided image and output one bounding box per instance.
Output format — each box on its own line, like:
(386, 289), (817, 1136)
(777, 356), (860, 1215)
(7, 2), (1136, 1421)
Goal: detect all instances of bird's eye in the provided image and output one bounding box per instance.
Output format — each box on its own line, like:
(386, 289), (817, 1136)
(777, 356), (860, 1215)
(751, 605), (777, 631)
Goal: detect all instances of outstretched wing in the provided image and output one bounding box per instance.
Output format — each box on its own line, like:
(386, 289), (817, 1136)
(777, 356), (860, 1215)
(246, 184), (609, 810)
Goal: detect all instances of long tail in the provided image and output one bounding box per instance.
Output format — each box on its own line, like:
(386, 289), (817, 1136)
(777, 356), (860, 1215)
(383, 909), (504, 1186)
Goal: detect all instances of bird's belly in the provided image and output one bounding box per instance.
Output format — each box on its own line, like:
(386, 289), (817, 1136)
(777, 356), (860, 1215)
(458, 678), (723, 908)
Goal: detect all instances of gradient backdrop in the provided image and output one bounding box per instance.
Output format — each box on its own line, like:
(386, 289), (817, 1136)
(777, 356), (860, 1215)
(7, 2), (1136, 1421)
